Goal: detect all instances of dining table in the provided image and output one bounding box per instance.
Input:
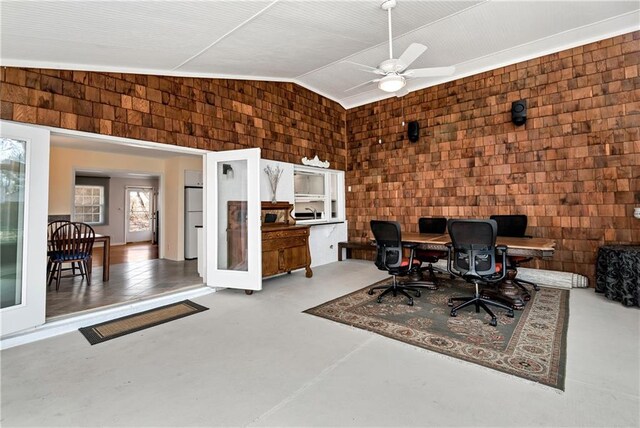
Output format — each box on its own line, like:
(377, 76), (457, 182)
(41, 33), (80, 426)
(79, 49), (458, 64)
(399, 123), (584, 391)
(48, 233), (110, 282)
(94, 234), (111, 282)
(398, 232), (557, 309)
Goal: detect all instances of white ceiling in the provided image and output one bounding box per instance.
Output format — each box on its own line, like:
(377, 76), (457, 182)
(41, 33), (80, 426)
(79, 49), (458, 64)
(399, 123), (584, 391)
(2, 1), (638, 109)
(51, 134), (199, 160)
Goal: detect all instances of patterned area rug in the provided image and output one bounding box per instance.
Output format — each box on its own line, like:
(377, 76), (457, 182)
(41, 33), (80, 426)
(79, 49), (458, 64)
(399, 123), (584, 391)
(305, 277), (569, 390)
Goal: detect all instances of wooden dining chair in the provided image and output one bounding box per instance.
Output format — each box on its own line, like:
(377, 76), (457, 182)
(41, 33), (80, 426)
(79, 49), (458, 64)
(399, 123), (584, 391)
(47, 220), (72, 283)
(48, 222), (95, 290)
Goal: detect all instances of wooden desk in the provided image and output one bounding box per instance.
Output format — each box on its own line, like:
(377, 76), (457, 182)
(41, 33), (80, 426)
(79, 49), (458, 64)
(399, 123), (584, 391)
(400, 233), (556, 259)
(48, 234), (110, 282)
(398, 232), (556, 309)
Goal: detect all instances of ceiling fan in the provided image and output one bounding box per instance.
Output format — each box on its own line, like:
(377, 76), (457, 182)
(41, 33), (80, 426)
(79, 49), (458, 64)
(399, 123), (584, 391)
(345, 0), (455, 95)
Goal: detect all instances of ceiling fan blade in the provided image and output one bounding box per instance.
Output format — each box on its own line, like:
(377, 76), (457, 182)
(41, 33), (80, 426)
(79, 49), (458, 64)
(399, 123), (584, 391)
(398, 43), (427, 71)
(403, 66), (456, 78)
(395, 88), (409, 97)
(342, 60), (385, 75)
(344, 79), (380, 92)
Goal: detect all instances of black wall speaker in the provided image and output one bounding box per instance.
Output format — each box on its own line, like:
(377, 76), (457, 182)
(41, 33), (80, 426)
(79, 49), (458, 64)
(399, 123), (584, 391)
(407, 121), (420, 142)
(511, 100), (527, 126)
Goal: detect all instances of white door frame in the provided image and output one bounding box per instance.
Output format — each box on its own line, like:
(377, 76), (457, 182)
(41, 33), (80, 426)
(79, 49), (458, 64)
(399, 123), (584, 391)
(2, 122), (209, 336)
(124, 186), (155, 243)
(205, 148), (262, 291)
(0, 121), (50, 336)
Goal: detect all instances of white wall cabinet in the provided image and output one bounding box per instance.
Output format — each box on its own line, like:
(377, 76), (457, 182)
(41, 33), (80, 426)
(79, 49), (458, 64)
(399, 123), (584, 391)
(293, 165), (345, 224)
(259, 160), (346, 267)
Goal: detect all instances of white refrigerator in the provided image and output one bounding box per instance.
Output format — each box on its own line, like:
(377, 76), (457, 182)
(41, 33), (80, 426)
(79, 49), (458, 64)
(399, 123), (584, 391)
(184, 187), (203, 260)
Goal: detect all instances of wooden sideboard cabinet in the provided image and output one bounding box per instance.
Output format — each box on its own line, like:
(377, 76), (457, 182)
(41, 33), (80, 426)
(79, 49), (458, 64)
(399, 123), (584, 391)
(228, 201), (312, 279)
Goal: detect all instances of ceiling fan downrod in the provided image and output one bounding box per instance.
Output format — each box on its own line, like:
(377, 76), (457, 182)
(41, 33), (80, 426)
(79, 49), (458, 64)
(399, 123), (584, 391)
(381, 0), (397, 60)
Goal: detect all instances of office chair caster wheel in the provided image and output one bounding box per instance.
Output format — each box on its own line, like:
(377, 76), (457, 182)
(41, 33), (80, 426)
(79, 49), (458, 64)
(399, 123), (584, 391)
(367, 289), (374, 295)
(377, 297), (383, 304)
(415, 291), (421, 298)
(447, 298), (453, 307)
(507, 310), (514, 318)
(407, 298), (414, 306)
(489, 318), (497, 327)
(450, 310), (457, 317)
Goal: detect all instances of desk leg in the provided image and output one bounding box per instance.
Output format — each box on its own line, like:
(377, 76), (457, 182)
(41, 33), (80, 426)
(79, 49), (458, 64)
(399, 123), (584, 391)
(102, 237), (110, 282)
(481, 269), (526, 310)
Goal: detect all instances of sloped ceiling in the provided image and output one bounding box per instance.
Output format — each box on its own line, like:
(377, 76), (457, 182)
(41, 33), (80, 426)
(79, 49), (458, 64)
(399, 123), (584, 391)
(1, 1), (638, 108)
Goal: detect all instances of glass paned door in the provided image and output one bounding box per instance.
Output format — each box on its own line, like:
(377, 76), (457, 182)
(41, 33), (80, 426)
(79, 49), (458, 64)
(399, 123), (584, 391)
(125, 187), (154, 243)
(205, 148), (261, 291)
(0, 121), (49, 337)
(0, 139), (26, 309)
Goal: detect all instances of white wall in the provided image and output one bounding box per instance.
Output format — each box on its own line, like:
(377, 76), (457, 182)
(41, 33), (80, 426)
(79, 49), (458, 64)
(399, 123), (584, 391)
(260, 159), (294, 204)
(309, 222), (348, 267)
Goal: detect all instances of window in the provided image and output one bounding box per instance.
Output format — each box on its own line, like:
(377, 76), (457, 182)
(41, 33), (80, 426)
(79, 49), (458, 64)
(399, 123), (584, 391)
(74, 185), (105, 225)
(293, 166), (345, 223)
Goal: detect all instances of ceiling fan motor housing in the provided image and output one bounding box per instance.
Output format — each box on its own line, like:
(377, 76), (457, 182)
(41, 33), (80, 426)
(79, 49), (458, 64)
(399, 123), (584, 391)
(378, 59), (405, 73)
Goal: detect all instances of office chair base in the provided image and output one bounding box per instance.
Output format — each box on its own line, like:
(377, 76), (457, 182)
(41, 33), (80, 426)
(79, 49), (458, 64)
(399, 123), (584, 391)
(449, 295), (514, 327)
(368, 277), (422, 306)
(399, 278), (438, 290)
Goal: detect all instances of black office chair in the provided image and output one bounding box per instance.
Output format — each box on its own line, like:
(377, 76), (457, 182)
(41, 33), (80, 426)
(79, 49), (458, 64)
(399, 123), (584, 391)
(414, 217), (449, 281)
(446, 219), (514, 327)
(490, 214), (540, 300)
(368, 220), (436, 306)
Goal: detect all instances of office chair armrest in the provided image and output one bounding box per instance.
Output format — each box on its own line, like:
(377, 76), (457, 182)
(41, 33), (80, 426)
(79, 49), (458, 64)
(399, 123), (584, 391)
(403, 243), (420, 268)
(496, 245), (508, 281)
(445, 242), (460, 278)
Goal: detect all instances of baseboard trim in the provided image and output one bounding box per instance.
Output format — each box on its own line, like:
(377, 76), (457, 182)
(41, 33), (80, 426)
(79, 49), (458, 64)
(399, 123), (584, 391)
(0, 285), (215, 350)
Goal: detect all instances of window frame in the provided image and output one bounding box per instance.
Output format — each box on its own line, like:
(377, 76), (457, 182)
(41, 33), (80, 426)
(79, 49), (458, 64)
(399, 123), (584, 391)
(73, 176), (110, 226)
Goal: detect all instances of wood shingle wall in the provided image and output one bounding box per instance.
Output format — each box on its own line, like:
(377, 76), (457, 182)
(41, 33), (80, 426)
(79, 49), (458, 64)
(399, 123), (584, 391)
(346, 32), (640, 280)
(0, 70), (347, 169)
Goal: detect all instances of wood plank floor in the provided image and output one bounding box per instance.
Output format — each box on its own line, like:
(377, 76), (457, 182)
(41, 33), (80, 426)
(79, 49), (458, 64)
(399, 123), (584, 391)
(47, 243), (201, 318)
(92, 241), (159, 267)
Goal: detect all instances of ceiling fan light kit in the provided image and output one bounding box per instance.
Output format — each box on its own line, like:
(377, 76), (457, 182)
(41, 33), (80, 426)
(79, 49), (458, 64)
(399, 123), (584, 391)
(378, 74), (406, 92)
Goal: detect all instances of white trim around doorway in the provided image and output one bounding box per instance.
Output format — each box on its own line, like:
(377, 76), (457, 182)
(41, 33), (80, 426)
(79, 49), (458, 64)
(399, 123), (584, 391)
(0, 285), (215, 350)
(1, 122), (212, 346)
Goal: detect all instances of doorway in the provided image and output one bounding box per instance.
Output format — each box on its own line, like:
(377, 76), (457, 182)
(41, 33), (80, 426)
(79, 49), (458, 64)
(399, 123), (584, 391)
(46, 132), (205, 319)
(125, 186), (156, 243)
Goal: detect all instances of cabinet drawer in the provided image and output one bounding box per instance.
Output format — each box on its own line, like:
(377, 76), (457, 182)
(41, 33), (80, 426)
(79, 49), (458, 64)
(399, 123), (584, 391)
(262, 236), (307, 252)
(262, 228), (308, 240)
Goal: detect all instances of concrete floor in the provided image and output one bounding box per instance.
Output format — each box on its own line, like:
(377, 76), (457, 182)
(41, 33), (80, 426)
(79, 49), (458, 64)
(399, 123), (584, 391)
(1, 260), (638, 427)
